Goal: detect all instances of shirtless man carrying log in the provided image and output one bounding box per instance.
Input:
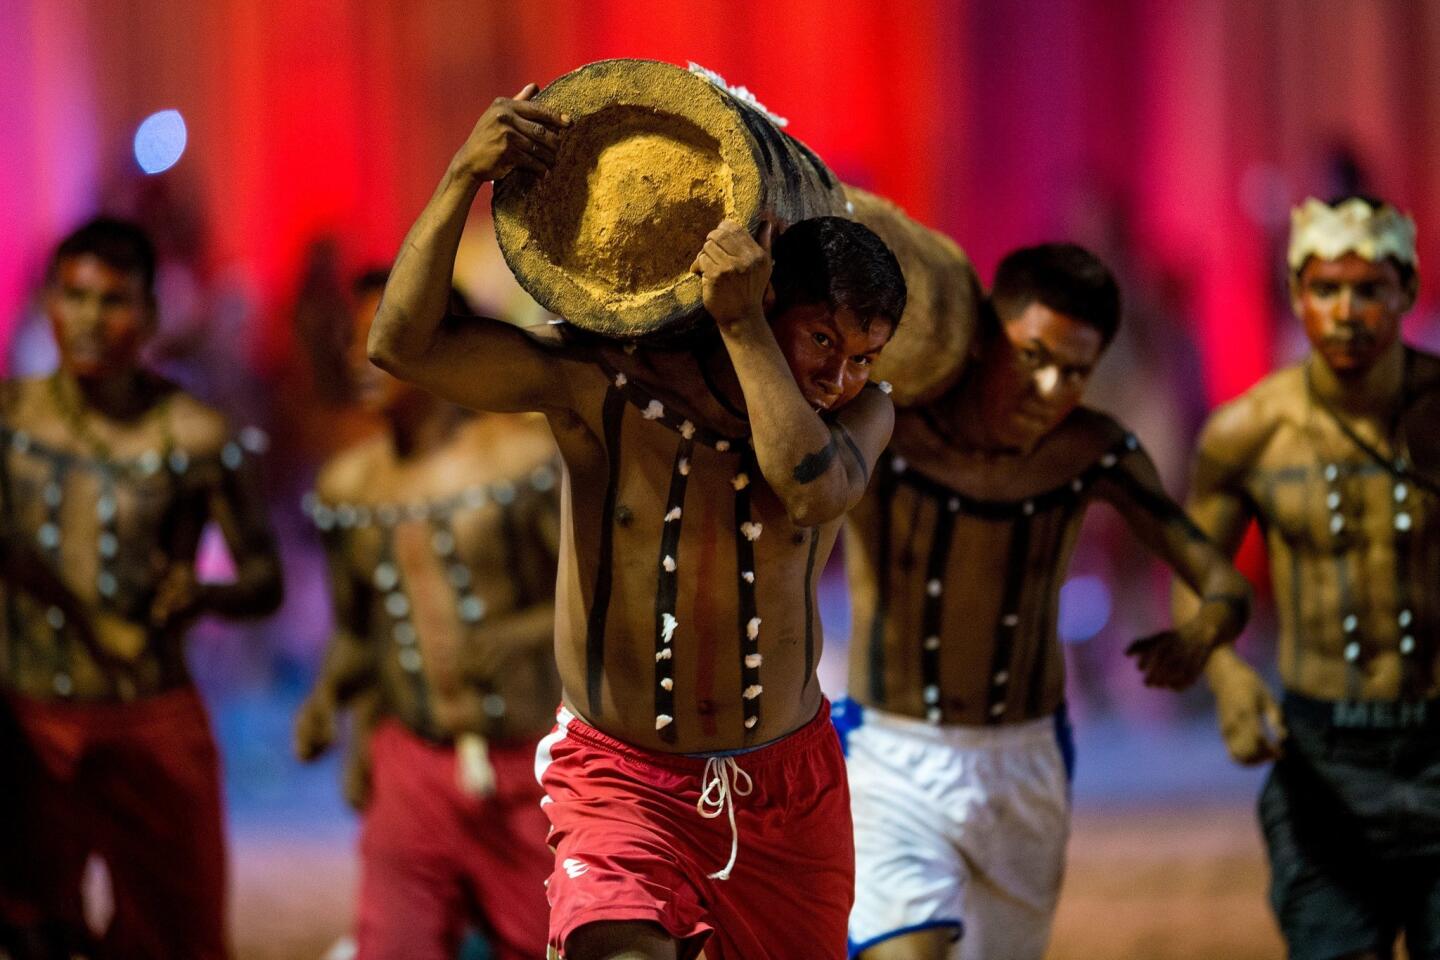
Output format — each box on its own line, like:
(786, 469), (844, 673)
(1180, 196), (1440, 960)
(841, 243), (1251, 960)
(0, 217), (283, 959)
(368, 85), (906, 960)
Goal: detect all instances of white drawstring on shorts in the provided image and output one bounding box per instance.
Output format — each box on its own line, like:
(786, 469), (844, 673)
(697, 756), (753, 881)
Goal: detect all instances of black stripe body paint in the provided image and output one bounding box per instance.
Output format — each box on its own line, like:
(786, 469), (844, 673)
(585, 386), (626, 717)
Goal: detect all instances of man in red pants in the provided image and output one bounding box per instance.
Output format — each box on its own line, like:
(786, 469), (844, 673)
(0, 217), (283, 959)
(370, 86), (906, 960)
(296, 271), (561, 960)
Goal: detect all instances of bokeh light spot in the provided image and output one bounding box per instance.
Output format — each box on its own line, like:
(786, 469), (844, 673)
(1059, 575), (1112, 644)
(133, 109), (187, 174)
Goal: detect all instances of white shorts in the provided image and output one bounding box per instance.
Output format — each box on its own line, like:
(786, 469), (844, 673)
(837, 698), (1074, 960)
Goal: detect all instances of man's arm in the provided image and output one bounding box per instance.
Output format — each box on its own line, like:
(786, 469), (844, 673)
(1172, 402), (1286, 765)
(368, 86), (581, 415)
(296, 527), (378, 761)
(694, 220), (893, 527)
(1095, 441), (1252, 689)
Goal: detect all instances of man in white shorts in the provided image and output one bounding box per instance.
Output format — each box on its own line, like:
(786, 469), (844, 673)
(838, 243), (1252, 959)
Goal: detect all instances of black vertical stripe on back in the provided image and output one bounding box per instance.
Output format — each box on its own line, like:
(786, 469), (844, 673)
(986, 516), (1033, 723)
(802, 526), (820, 691)
(918, 500), (958, 721)
(1026, 508), (1071, 717)
(868, 456), (897, 704)
(653, 438), (694, 744)
(586, 386), (627, 717)
(735, 450), (762, 737)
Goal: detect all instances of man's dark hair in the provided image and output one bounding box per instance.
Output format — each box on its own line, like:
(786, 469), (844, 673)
(769, 217), (907, 331)
(352, 267), (390, 300)
(990, 243), (1121, 347)
(49, 217), (158, 297)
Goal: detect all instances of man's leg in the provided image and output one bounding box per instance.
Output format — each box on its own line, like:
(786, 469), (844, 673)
(855, 928), (954, 960)
(1259, 760), (1396, 960)
(1397, 855), (1440, 960)
(952, 723), (1070, 960)
(845, 707), (965, 960)
(354, 723), (469, 960)
(463, 739), (554, 960)
(353, 843), (463, 960)
(1, 697), (93, 957)
(564, 920), (679, 960)
(89, 693), (228, 960)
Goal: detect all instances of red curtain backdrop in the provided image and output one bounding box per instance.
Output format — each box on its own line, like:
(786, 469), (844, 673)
(4, 0), (1440, 403)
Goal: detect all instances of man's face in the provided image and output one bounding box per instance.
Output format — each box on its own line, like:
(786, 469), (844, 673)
(770, 303), (893, 412)
(46, 255), (153, 379)
(1293, 253), (1414, 377)
(348, 289), (413, 414)
(972, 300), (1105, 450)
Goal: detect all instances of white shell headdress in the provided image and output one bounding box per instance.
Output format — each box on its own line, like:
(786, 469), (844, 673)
(1287, 197), (1418, 272)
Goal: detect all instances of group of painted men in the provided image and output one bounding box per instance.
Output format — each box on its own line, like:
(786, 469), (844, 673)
(0, 83), (1436, 960)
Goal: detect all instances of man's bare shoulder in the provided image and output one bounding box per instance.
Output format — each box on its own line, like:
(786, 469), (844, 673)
(0, 375), (55, 419)
(457, 412), (557, 474)
(835, 380), (895, 427)
(1198, 367), (1298, 457)
(316, 435), (389, 503)
(1401, 347), (1440, 479)
(166, 389), (237, 456)
(1041, 406), (1131, 465)
(1189, 365), (1301, 489)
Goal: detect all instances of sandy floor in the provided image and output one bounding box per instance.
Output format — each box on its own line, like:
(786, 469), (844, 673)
(1049, 806), (1281, 960)
(230, 802), (1286, 960)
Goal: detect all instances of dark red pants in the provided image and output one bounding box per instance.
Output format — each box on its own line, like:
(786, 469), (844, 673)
(356, 720), (551, 960)
(536, 700), (855, 960)
(5, 686), (228, 960)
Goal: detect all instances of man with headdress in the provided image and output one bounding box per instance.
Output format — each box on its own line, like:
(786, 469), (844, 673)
(369, 86), (906, 960)
(293, 270), (561, 960)
(0, 217), (283, 959)
(1179, 196), (1440, 960)
(840, 243), (1252, 960)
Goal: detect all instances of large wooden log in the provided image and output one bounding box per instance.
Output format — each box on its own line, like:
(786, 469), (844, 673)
(493, 59), (978, 406)
(845, 187), (980, 407)
(493, 59), (845, 338)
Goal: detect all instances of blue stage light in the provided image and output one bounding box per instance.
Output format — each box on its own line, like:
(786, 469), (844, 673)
(134, 109), (187, 174)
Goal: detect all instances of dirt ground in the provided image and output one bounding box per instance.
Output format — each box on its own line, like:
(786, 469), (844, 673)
(231, 802), (1286, 960)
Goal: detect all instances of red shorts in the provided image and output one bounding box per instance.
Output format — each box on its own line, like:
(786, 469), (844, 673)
(536, 700), (854, 960)
(356, 720), (551, 960)
(5, 686), (227, 960)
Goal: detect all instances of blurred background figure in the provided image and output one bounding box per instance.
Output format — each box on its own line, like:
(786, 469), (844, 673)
(0, 217), (283, 959)
(293, 273), (560, 960)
